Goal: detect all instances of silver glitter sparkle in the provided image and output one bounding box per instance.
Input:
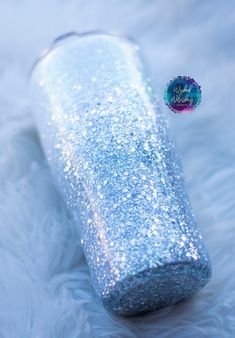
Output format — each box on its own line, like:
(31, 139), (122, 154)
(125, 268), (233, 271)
(30, 32), (211, 316)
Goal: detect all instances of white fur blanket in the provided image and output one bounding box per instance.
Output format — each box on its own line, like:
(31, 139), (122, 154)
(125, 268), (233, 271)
(0, 1), (234, 337)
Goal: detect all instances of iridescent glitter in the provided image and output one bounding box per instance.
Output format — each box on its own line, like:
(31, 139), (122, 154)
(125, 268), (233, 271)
(30, 32), (211, 316)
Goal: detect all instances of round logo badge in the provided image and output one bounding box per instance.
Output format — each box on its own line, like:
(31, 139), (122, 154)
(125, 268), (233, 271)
(164, 76), (201, 113)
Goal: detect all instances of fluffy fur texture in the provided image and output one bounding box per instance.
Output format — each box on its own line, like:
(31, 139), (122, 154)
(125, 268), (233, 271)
(0, 1), (234, 337)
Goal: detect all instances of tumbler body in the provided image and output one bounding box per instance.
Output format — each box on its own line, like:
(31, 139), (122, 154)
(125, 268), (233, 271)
(30, 33), (211, 315)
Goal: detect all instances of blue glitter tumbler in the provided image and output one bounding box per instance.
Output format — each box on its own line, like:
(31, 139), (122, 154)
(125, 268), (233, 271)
(30, 32), (211, 316)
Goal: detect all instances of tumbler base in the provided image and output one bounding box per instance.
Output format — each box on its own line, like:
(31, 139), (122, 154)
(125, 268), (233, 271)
(102, 261), (211, 316)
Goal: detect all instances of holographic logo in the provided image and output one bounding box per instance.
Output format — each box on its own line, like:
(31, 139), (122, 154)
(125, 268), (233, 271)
(164, 76), (201, 113)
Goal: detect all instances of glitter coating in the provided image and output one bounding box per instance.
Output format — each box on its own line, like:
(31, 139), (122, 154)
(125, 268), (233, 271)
(30, 32), (211, 316)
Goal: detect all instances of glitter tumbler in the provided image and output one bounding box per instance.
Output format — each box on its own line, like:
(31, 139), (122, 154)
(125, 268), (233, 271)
(30, 32), (211, 316)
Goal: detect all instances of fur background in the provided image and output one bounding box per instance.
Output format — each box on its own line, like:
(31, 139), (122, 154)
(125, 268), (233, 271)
(0, 0), (234, 337)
